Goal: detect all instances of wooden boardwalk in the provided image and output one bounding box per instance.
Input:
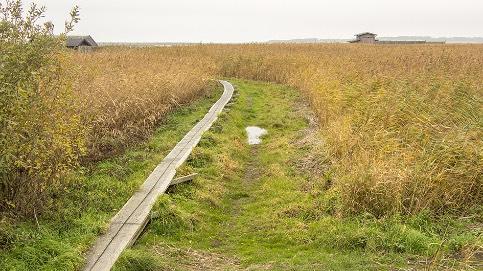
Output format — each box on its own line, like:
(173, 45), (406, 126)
(83, 80), (234, 271)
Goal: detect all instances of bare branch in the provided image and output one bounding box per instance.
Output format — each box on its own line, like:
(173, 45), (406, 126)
(64, 5), (79, 34)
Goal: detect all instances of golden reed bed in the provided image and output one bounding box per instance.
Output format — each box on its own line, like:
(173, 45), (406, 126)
(211, 43), (482, 217)
(4, 43), (482, 218)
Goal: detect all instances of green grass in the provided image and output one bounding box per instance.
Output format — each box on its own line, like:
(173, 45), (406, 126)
(1, 80), (480, 270)
(112, 80), (482, 270)
(0, 85), (223, 271)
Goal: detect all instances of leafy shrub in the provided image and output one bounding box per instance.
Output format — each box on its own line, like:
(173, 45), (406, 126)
(0, 1), (216, 216)
(0, 0), (84, 215)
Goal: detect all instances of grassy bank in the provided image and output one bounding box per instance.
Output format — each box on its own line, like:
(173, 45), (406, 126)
(0, 85), (222, 270)
(114, 80), (481, 270)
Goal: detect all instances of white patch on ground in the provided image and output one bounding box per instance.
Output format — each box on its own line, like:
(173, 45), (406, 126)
(246, 126), (268, 145)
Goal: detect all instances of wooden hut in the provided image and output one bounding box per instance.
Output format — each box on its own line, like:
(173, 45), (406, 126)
(349, 32), (377, 44)
(66, 35), (98, 51)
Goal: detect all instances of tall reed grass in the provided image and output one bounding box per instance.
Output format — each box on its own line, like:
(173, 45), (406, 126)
(71, 47), (217, 161)
(212, 44), (482, 217)
(3, 40), (481, 218)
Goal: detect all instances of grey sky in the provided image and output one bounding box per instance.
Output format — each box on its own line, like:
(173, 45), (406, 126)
(31, 0), (483, 42)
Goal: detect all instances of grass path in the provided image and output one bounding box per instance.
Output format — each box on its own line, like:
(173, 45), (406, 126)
(113, 80), (417, 270)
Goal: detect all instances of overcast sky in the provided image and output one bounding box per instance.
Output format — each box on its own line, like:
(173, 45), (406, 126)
(29, 0), (483, 42)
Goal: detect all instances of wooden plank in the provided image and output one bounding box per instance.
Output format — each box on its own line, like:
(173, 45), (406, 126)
(170, 173), (198, 186)
(83, 80), (234, 271)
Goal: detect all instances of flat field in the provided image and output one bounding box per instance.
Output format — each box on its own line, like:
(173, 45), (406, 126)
(1, 44), (482, 270)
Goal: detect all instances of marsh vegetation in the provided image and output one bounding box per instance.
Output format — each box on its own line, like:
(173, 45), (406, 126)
(1, 1), (481, 269)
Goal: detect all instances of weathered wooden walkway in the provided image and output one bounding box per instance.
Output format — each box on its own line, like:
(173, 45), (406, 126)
(83, 80), (234, 271)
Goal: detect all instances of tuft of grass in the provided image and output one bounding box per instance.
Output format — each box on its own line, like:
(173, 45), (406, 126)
(113, 250), (168, 271)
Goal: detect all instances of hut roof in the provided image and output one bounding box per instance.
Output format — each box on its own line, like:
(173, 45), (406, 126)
(355, 32), (377, 37)
(66, 35), (98, 47)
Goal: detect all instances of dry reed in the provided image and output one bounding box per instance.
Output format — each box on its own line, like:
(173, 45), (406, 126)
(210, 43), (482, 217)
(71, 46), (217, 161)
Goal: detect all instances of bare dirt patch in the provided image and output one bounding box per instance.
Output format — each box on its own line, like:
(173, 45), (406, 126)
(291, 100), (330, 184)
(151, 244), (241, 271)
